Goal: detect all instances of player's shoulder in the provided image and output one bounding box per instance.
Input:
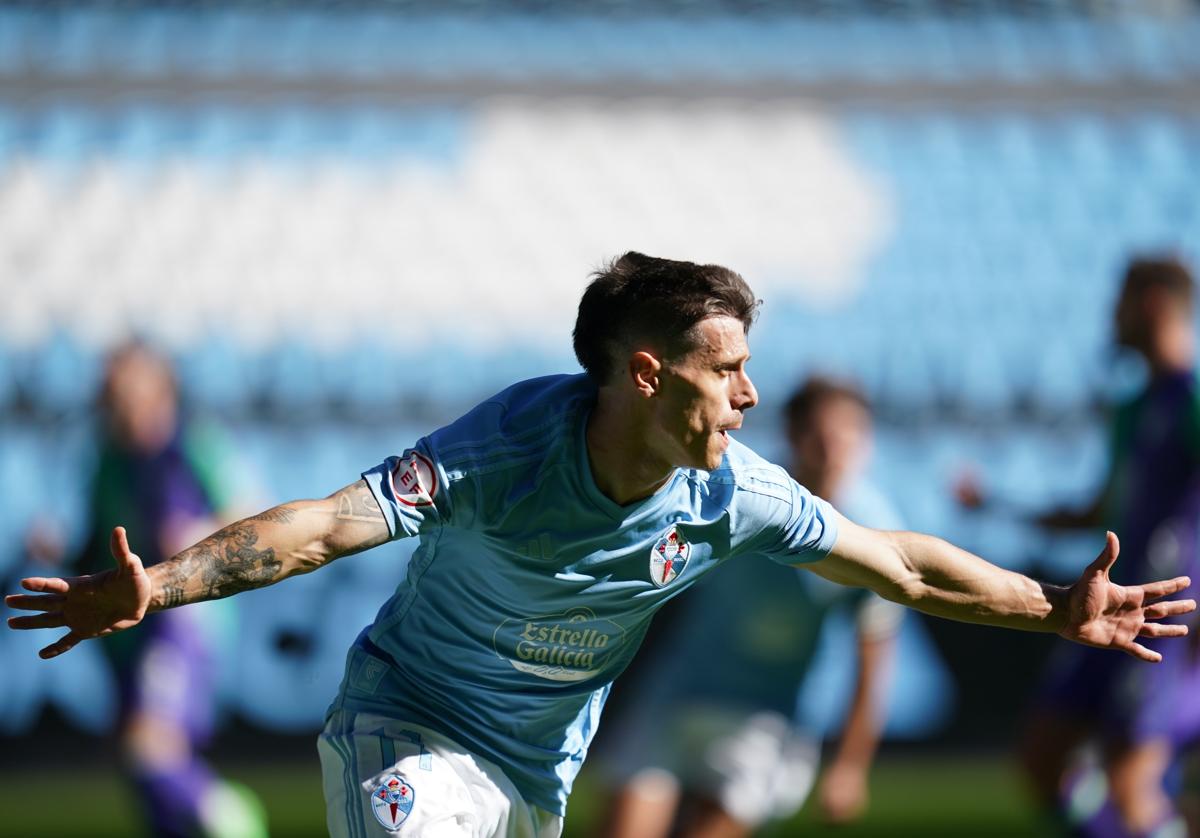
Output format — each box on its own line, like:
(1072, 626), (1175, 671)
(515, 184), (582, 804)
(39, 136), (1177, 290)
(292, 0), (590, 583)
(696, 436), (796, 505)
(429, 374), (595, 471)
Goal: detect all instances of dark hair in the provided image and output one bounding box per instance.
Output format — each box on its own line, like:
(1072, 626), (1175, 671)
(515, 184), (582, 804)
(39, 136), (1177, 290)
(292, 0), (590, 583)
(573, 252), (760, 381)
(783, 375), (870, 434)
(1121, 256), (1195, 305)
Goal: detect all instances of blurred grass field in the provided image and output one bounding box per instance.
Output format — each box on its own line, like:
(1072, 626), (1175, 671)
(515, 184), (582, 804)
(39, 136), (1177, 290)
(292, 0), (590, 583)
(0, 751), (1050, 837)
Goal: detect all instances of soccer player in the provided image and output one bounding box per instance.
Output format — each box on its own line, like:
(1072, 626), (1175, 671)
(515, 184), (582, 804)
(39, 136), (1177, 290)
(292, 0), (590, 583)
(999, 257), (1200, 837)
(80, 343), (266, 837)
(597, 376), (902, 838)
(7, 253), (1196, 837)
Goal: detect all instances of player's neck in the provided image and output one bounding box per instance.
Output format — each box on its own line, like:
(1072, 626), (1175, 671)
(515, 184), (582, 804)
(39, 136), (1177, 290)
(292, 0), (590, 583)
(586, 395), (675, 507)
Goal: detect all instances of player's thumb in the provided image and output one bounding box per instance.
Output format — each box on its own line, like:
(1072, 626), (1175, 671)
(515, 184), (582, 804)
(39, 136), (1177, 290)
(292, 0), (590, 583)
(110, 526), (140, 575)
(1085, 531), (1120, 577)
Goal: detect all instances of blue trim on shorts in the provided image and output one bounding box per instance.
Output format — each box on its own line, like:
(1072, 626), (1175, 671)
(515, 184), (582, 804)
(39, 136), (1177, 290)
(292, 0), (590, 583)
(332, 732), (364, 838)
(350, 733), (368, 838)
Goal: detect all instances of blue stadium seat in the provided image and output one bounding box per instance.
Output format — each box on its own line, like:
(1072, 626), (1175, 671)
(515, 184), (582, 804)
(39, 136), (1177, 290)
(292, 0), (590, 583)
(0, 427), (51, 576)
(120, 10), (176, 79)
(258, 340), (326, 417)
(1, 5), (1198, 86)
(33, 107), (92, 172)
(20, 332), (102, 416)
(112, 108), (176, 166)
(177, 338), (258, 413)
(0, 346), (15, 408)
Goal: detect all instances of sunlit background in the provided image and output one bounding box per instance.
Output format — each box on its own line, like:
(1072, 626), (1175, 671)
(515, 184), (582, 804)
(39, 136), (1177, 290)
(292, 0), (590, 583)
(2, 1), (1199, 835)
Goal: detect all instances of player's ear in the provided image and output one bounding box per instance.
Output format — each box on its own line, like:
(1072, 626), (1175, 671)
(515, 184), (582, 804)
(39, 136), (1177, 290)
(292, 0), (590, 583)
(628, 351), (662, 398)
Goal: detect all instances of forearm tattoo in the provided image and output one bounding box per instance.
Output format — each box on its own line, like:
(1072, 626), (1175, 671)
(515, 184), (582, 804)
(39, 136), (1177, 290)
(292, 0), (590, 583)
(335, 483), (386, 523)
(152, 482), (385, 610)
(160, 580), (188, 609)
(198, 523), (283, 598)
(155, 519), (285, 608)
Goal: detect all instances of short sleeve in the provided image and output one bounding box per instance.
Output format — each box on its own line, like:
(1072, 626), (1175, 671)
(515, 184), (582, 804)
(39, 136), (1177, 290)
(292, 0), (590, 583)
(361, 438), (453, 540)
(733, 469), (840, 565)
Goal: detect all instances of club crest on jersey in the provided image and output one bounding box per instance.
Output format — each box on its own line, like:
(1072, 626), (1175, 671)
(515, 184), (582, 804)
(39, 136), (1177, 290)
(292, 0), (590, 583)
(650, 527), (690, 587)
(369, 774), (415, 831)
(388, 451), (437, 507)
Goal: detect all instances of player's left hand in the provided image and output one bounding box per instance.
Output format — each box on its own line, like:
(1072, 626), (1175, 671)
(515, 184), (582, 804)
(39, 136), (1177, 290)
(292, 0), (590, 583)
(1059, 532), (1195, 662)
(818, 761), (868, 823)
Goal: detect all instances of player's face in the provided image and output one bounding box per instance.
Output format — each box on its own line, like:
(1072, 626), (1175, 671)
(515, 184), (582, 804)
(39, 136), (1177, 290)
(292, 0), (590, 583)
(653, 315), (758, 471)
(790, 396), (871, 492)
(104, 350), (179, 454)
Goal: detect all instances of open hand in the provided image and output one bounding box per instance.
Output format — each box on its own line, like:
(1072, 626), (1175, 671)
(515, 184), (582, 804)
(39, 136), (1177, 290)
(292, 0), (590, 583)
(1059, 532), (1195, 662)
(5, 527), (152, 659)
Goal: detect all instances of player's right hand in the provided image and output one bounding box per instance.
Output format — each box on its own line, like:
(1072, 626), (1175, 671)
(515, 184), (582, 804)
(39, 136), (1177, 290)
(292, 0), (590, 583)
(5, 526), (152, 659)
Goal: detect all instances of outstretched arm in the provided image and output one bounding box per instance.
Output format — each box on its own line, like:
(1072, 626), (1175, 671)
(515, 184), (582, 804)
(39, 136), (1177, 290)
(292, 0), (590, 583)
(149, 479), (388, 608)
(7, 479), (389, 659)
(808, 517), (1195, 662)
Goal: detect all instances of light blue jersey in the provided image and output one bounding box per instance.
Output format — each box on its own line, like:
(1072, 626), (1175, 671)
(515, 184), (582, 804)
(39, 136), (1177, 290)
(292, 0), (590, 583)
(330, 374), (839, 814)
(612, 481), (904, 724)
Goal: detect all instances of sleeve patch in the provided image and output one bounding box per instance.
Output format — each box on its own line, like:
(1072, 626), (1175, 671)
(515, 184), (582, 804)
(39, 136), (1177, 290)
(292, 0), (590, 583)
(389, 451), (438, 507)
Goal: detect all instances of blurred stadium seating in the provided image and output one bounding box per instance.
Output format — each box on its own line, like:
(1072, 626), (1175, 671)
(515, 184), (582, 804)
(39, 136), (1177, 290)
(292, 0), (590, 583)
(2, 105), (1196, 416)
(1, 2), (1198, 84)
(1, 0), (1197, 751)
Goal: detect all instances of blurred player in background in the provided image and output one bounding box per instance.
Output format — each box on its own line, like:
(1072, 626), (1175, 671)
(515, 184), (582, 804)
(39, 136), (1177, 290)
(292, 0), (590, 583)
(9, 254), (1194, 838)
(961, 257), (1200, 837)
(81, 342), (265, 838)
(598, 376), (901, 838)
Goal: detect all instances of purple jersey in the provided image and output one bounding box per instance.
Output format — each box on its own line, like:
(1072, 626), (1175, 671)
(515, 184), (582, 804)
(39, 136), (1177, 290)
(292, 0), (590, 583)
(1107, 370), (1200, 586)
(1041, 371), (1200, 745)
(82, 424), (234, 835)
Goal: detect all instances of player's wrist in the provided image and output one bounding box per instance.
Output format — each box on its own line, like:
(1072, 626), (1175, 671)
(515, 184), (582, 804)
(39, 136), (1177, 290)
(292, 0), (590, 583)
(1041, 582), (1070, 635)
(145, 564), (173, 613)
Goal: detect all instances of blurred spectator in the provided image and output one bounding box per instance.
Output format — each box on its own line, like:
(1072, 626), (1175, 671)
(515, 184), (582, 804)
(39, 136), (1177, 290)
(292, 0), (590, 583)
(596, 376), (902, 838)
(77, 342), (266, 838)
(962, 257), (1200, 837)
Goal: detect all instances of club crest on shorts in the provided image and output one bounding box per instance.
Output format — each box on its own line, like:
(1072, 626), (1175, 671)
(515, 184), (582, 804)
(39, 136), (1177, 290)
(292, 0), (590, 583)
(369, 774), (415, 831)
(650, 527), (690, 587)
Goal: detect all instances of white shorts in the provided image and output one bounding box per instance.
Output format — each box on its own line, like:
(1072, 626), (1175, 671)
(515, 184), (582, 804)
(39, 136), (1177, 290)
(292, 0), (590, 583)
(318, 711), (563, 838)
(610, 706), (820, 829)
